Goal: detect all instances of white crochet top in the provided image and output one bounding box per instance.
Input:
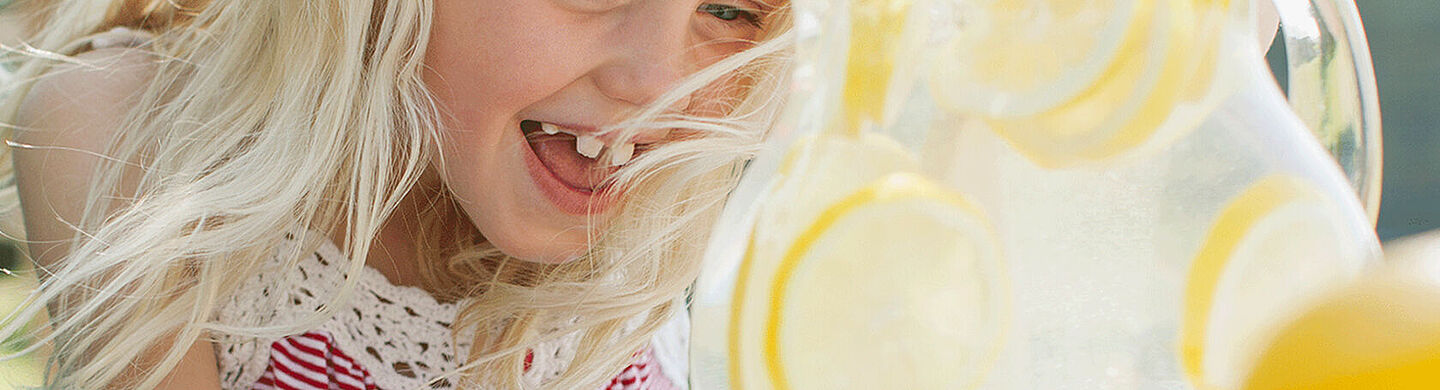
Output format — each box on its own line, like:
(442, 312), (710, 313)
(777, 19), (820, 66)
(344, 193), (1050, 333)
(213, 233), (691, 389)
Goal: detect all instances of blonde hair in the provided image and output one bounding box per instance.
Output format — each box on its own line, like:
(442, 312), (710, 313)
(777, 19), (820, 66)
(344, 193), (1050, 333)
(0, 0), (793, 388)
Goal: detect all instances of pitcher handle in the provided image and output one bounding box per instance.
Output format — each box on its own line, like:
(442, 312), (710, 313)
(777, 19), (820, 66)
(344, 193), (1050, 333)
(1271, 0), (1384, 224)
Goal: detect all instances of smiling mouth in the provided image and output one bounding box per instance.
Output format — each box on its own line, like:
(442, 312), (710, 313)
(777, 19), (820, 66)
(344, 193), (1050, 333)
(519, 120), (628, 192)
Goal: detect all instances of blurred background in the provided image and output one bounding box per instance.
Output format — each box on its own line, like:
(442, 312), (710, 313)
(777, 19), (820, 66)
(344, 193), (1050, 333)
(1356, 2), (1440, 241)
(0, 1), (1437, 388)
(2, 3), (43, 388)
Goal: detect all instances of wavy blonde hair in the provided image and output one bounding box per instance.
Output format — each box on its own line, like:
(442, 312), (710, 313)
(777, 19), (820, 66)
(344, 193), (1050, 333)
(0, 0), (793, 388)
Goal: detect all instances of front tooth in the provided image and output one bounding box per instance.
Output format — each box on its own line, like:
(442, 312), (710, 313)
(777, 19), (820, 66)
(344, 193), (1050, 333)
(609, 142), (635, 166)
(576, 134), (603, 158)
(540, 122), (561, 135)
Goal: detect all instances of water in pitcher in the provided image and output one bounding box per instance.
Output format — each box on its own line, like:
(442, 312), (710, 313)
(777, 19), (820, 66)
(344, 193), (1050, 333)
(692, 0), (1384, 389)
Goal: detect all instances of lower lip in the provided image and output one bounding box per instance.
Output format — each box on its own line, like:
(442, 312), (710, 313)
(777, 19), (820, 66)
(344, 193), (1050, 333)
(521, 136), (618, 216)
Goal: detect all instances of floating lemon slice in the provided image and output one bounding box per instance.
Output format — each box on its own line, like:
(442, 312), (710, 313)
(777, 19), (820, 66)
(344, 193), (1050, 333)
(840, 0), (913, 136)
(1243, 272), (1440, 390)
(727, 133), (923, 389)
(758, 173), (1008, 389)
(928, 0), (1146, 118)
(762, 133), (921, 243)
(990, 1), (1223, 167)
(1180, 175), (1369, 390)
(930, 0), (1225, 167)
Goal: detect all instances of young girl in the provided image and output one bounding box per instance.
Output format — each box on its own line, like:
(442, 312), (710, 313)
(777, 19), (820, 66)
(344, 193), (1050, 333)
(0, 0), (792, 388)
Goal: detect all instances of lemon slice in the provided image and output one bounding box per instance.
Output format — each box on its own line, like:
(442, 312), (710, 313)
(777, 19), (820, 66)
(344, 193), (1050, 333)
(1243, 273), (1440, 390)
(990, 1), (1223, 167)
(928, 0), (1145, 118)
(930, 0), (1225, 167)
(840, 0), (913, 136)
(727, 133), (922, 389)
(763, 132), (921, 244)
(1180, 175), (1369, 389)
(760, 173), (1008, 389)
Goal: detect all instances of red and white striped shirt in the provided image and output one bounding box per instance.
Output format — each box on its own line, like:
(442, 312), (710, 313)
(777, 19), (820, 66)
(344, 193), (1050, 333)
(250, 331), (674, 390)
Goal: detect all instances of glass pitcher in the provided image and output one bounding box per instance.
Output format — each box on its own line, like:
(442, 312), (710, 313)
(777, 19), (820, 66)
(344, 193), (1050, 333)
(690, 0), (1385, 389)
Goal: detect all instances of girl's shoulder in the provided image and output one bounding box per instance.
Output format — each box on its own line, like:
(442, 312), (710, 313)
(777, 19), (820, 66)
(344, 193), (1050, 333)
(9, 29), (161, 267)
(14, 29), (159, 142)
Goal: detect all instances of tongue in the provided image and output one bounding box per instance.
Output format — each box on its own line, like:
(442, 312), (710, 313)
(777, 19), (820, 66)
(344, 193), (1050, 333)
(529, 135), (613, 191)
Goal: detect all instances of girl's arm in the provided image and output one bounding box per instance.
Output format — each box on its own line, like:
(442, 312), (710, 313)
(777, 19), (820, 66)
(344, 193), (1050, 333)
(12, 47), (223, 390)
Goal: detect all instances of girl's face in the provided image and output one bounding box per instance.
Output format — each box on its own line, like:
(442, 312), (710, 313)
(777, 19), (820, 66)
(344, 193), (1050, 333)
(425, 0), (776, 263)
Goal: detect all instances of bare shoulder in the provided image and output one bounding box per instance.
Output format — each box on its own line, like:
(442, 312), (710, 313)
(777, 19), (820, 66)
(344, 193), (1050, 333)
(10, 47), (160, 263)
(10, 48), (224, 390)
(13, 46), (160, 147)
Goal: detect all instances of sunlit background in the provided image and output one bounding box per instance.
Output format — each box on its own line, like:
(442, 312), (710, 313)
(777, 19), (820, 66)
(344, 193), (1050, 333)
(2, 2), (44, 388)
(0, 2), (1437, 388)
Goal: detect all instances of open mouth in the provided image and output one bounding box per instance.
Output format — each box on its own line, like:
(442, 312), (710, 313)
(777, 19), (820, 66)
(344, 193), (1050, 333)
(519, 119), (652, 192)
(520, 119), (617, 193)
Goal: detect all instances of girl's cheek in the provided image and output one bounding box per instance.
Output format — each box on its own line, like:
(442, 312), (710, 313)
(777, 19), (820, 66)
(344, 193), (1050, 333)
(429, 1), (593, 112)
(688, 72), (753, 118)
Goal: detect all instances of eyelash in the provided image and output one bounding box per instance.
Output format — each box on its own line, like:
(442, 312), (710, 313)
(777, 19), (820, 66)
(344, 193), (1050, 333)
(698, 3), (764, 28)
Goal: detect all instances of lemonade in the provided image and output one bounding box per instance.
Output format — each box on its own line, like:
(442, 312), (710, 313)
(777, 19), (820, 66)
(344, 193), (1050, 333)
(693, 0), (1386, 388)
(693, 1), (1013, 387)
(1180, 175), (1369, 389)
(741, 171), (1007, 389)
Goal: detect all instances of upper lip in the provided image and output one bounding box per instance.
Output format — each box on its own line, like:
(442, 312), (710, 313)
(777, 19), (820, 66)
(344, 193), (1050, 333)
(525, 119), (669, 145)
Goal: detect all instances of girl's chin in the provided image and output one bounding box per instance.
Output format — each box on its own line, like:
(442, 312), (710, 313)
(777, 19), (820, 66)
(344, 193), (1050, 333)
(529, 252), (587, 264)
(485, 226), (591, 264)
(511, 246), (588, 264)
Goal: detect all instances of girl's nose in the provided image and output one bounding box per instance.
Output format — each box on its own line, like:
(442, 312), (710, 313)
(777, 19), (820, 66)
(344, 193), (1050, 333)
(593, 55), (686, 108)
(590, 3), (694, 108)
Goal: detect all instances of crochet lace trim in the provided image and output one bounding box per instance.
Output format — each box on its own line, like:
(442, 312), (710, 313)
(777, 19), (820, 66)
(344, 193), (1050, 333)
(215, 233), (689, 389)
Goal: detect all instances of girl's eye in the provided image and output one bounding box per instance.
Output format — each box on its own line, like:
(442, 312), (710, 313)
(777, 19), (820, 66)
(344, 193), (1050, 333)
(698, 3), (762, 27)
